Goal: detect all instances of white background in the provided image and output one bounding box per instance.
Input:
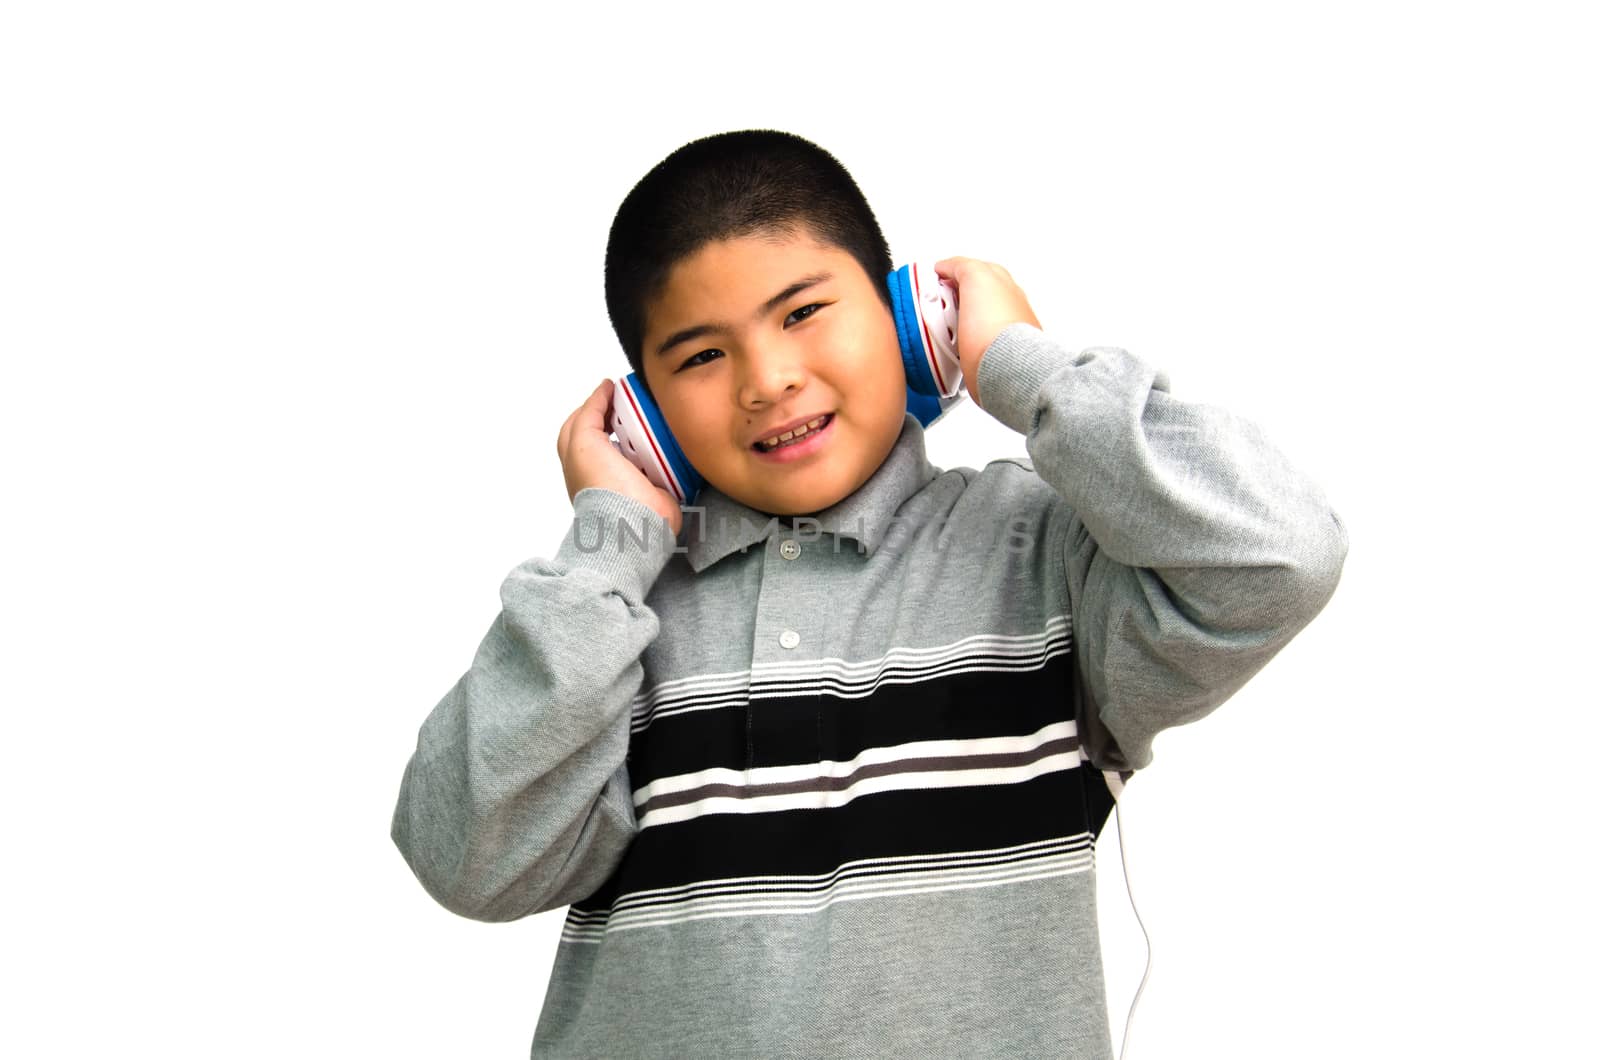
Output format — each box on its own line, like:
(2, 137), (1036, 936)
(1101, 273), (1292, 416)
(4, 1), (1595, 1057)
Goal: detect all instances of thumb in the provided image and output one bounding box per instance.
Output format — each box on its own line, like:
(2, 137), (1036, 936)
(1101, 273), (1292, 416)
(581, 379), (613, 424)
(933, 256), (967, 286)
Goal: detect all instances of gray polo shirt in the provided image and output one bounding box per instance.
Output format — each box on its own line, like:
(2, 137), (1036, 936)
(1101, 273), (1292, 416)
(391, 323), (1349, 1058)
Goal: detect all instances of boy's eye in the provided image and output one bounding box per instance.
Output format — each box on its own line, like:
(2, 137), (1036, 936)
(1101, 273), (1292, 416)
(786, 302), (824, 326)
(677, 348), (723, 371)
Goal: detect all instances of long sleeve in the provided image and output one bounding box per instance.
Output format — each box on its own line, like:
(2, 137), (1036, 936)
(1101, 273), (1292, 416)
(975, 323), (1349, 772)
(390, 487), (677, 922)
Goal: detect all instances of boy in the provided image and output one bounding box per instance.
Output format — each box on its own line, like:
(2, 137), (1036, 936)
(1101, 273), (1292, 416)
(391, 129), (1348, 1058)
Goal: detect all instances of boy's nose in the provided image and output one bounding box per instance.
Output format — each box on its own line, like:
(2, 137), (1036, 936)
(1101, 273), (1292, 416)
(737, 344), (807, 408)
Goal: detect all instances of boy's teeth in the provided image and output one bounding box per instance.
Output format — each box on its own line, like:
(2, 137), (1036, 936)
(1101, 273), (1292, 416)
(759, 415), (828, 450)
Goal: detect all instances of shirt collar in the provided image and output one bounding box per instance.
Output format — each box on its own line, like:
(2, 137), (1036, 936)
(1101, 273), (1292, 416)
(679, 412), (939, 573)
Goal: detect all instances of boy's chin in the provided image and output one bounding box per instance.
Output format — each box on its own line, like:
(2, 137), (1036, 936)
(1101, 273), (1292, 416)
(724, 481), (850, 519)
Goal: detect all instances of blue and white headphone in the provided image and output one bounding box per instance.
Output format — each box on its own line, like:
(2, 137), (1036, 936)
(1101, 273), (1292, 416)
(605, 262), (966, 506)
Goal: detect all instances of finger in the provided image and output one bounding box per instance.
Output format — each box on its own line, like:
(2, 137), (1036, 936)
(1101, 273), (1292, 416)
(582, 379), (613, 432)
(573, 380), (609, 429)
(557, 402), (575, 454)
(557, 381), (605, 454)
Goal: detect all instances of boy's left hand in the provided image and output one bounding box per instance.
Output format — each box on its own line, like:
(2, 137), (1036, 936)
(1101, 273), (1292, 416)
(933, 256), (1042, 410)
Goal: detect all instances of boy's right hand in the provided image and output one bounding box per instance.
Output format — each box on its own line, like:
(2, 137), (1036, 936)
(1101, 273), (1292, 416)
(558, 380), (684, 538)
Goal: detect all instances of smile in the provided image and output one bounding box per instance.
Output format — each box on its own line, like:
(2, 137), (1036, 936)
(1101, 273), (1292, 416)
(752, 413), (835, 461)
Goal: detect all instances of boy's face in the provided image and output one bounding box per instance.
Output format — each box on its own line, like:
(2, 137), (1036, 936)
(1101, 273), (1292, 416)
(639, 227), (907, 518)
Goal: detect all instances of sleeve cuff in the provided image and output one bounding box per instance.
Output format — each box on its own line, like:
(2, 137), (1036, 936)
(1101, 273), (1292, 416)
(549, 488), (679, 605)
(973, 322), (1075, 436)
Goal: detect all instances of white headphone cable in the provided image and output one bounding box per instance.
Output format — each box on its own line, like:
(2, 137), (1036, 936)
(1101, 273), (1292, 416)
(1115, 799), (1153, 1060)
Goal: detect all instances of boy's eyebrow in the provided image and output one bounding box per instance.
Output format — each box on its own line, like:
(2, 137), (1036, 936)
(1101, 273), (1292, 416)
(654, 271), (834, 358)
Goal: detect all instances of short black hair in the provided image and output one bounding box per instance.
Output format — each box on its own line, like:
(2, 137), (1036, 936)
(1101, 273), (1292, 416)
(604, 129), (894, 386)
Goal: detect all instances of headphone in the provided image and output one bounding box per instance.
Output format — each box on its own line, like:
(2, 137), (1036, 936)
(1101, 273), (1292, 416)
(605, 262), (967, 507)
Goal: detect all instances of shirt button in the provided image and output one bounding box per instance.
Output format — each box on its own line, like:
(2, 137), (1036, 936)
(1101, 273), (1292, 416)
(779, 629), (800, 649)
(779, 539), (801, 560)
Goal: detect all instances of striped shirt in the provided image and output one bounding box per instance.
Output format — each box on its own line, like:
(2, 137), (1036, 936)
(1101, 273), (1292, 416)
(391, 323), (1349, 1058)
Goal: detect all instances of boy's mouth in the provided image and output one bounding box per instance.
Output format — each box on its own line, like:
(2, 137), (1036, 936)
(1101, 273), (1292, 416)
(751, 412), (835, 460)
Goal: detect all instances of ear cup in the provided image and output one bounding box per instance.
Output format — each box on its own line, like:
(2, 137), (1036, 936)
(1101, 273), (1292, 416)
(887, 262), (963, 400)
(606, 374), (705, 506)
(905, 386), (962, 430)
(888, 262), (966, 429)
